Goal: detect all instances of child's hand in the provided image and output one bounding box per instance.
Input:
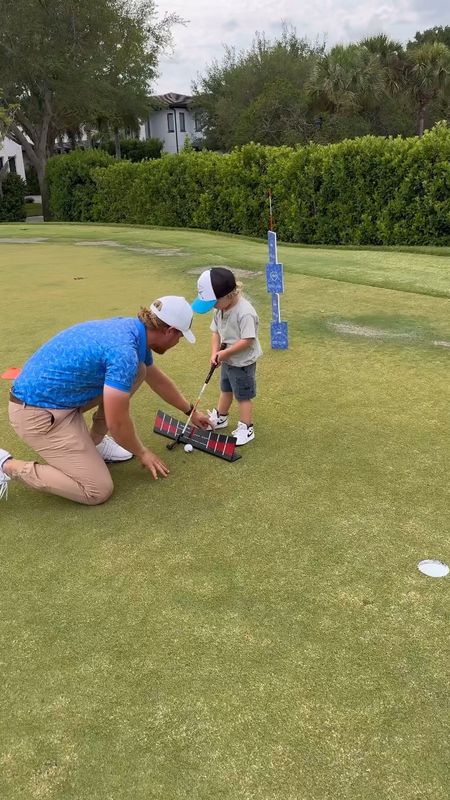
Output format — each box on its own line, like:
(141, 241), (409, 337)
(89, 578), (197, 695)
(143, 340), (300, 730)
(211, 351), (223, 365)
(211, 343), (228, 365)
(215, 350), (227, 365)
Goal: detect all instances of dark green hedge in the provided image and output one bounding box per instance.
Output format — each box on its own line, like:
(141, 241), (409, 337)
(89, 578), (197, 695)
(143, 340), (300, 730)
(46, 149), (114, 221)
(47, 124), (450, 244)
(99, 138), (163, 161)
(25, 165), (40, 195)
(0, 173), (26, 221)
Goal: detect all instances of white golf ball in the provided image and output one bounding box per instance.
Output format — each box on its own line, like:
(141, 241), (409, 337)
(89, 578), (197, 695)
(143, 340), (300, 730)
(184, 444), (193, 453)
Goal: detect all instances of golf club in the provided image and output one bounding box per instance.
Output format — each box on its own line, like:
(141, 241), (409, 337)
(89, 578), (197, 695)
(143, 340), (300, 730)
(166, 343), (226, 450)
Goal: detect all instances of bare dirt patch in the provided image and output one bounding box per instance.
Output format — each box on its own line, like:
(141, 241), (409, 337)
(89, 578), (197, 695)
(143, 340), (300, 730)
(0, 237), (48, 244)
(187, 266), (262, 279)
(327, 321), (414, 340)
(75, 240), (183, 256)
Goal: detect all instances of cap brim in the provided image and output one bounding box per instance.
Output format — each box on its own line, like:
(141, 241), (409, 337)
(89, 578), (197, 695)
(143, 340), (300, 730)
(182, 329), (196, 344)
(192, 297), (216, 314)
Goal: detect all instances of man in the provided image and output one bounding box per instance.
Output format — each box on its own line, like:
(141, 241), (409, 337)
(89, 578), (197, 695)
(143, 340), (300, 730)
(0, 296), (209, 505)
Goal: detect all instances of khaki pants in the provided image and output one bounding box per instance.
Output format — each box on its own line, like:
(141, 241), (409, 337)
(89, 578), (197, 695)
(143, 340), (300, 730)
(8, 365), (146, 506)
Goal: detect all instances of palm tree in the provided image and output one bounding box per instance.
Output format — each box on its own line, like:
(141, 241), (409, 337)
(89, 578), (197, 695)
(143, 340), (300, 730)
(359, 35), (405, 96)
(404, 42), (450, 136)
(308, 44), (384, 115)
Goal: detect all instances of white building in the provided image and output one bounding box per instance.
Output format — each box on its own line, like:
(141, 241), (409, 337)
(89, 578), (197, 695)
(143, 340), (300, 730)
(0, 137), (26, 181)
(140, 93), (203, 154)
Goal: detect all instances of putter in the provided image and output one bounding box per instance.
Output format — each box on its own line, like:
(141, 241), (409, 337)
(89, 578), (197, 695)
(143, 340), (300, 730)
(167, 344), (226, 451)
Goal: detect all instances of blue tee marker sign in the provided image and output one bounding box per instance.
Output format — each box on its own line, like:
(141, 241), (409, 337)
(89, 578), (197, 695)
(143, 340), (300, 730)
(267, 230), (288, 349)
(266, 263), (284, 294)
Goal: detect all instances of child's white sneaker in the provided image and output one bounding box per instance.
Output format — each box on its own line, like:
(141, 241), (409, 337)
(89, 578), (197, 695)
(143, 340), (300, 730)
(232, 422), (255, 446)
(207, 408), (229, 429)
(0, 449), (12, 500)
(96, 435), (133, 462)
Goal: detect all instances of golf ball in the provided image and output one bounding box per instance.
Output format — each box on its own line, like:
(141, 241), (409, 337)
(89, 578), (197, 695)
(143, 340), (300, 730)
(184, 444), (193, 453)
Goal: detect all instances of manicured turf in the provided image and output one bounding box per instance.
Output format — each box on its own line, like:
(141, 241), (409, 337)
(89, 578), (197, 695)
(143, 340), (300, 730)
(24, 203), (43, 217)
(0, 224), (449, 800)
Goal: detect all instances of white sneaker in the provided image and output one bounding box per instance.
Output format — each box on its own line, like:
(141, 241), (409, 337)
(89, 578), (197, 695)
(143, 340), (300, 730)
(207, 408), (229, 429)
(232, 422), (255, 446)
(96, 435), (133, 462)
(0, 448), (12, 500)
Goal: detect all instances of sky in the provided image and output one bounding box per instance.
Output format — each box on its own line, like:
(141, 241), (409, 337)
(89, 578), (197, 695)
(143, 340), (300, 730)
(154, 0), (449, 95)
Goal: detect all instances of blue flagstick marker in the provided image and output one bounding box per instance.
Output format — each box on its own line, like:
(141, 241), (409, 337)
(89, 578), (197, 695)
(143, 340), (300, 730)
(271, 292), (280, 321)
(266, 228), (288, 350)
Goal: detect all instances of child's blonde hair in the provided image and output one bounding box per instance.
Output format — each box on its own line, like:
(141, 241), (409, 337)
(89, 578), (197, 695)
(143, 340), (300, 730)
(223, 280), (243, 302)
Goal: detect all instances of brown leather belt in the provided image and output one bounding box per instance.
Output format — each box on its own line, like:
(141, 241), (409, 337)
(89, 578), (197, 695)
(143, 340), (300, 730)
(9, 393), (23, 405)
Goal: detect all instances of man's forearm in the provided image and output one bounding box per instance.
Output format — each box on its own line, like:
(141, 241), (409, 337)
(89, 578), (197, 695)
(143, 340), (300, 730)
(146, 370), (190, 414)
(108, 416), (147, 457)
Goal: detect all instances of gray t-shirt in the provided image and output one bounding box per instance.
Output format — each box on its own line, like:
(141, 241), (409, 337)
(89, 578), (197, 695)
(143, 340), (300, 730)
(210, 297), (263, 367)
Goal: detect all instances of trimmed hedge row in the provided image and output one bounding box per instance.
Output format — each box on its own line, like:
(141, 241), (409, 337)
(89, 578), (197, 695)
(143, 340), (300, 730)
(0, 173), (26, 221)
(47, 149), (115, 221)
(46, 124), (450, 245)
(99, 138), (163, 161)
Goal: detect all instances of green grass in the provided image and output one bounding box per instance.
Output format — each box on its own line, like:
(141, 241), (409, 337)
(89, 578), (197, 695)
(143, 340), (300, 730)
(0, 224), (449, 800)
(24, 203), (43, 217)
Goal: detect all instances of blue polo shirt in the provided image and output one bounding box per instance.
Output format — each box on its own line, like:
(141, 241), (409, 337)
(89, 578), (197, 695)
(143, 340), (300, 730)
(12, 318), (153, 409)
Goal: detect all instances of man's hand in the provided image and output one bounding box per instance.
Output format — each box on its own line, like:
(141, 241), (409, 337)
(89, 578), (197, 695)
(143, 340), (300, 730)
(191, 410), (210, 429)
(139, 448), (170, 480)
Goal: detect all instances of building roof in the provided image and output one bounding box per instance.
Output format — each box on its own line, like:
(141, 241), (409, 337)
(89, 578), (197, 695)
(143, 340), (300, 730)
(151, 93), (194, 109)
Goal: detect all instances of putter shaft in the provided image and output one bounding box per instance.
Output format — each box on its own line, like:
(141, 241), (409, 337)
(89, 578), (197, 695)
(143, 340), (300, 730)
(167, 344), (226, 451)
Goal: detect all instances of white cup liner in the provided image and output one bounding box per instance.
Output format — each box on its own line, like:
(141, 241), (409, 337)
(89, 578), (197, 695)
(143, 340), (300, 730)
(417, 560), (449, 578)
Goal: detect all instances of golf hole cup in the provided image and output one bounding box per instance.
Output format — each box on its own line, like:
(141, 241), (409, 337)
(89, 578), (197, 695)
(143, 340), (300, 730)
(184, 444), (193, 453)
(417, 559), (449, 578)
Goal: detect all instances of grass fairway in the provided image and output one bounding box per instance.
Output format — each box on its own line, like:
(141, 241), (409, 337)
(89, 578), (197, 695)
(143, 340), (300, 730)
(0, 224), (449, 800)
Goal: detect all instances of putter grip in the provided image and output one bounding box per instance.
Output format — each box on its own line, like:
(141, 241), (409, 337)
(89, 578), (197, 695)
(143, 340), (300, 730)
(205, 343), (227, 384)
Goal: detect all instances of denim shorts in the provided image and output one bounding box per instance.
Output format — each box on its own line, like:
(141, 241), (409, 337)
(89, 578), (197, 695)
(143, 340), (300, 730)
(220, 362), (257, 400)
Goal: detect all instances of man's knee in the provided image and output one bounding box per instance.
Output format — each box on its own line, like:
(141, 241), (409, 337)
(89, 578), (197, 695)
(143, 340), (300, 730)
(83, 475), (114, 505)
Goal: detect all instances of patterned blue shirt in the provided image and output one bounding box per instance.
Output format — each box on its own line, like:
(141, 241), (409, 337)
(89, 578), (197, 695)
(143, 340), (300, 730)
(13, 318), (153, 408)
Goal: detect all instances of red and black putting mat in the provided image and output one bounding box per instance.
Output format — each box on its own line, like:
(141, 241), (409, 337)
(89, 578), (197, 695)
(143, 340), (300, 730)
(153, 410), (241, 462)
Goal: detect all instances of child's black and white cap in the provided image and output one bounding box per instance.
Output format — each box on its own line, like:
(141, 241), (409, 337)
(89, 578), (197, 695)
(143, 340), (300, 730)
(192, 267), (236, 314)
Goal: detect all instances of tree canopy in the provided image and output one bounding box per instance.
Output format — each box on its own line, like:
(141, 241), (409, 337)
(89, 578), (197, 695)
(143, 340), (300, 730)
(0, 0), (177, 217)
(193, 29), (325, 149)
(193, 26), (450, 150)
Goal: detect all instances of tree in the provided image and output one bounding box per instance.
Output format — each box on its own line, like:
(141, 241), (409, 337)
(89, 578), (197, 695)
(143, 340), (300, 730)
(359, 34), (405, 96)
(309, 37), (450, 140)
(409, 26), (450, 49)
(0, 0), (177, 218)
(0, 92), (18, 197)
(308, 43), (385, 116)
(193, 28), (324, 150)
(306, 43), (393, 141)
(404, 43), (450, 135)
(355, 35), (416, 137)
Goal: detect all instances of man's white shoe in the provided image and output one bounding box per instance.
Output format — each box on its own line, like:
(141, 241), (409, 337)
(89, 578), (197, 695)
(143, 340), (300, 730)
(0, 448), (12, 500)
(207, 408), (229, 429)
(232, 422), (255, 446)
(96, 435), (133, 462)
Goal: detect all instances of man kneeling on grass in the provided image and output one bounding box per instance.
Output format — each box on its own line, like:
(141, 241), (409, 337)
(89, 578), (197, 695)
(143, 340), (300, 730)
(0, 297), (209, 505)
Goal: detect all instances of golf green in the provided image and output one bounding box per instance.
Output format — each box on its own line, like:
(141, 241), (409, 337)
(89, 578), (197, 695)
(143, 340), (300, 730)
(0, 224), (448, 800)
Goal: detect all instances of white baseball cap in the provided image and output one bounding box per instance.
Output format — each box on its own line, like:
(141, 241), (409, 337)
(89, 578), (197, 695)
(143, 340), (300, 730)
(150, 296), (196, 343)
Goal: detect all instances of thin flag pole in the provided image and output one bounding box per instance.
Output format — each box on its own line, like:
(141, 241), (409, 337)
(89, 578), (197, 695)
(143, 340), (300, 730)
(268, 189), (273, 231)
